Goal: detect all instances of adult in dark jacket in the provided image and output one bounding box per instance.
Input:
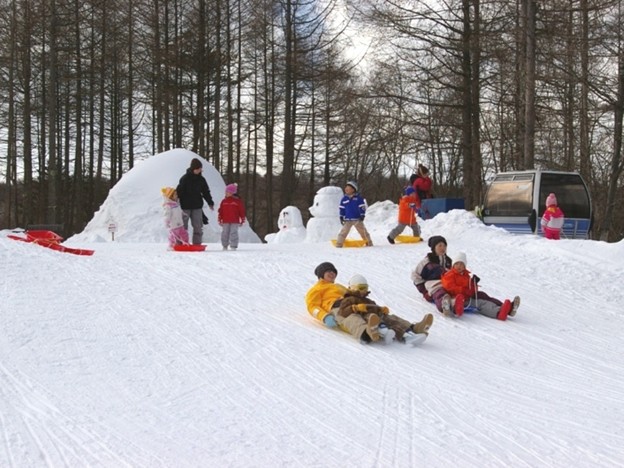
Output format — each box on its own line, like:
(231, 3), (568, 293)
(176, 158), (215, 245)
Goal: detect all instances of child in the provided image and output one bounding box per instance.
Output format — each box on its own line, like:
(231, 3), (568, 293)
(412, 164), (433, 201)
(161, 187), (189, 248)
(218, 183), (246, 250)
(387, 186), (421, 244)
(411, 235), (453, 313)
(335, 181), (373, 248)
(337, 274), (433, 345)
(541, 193), (564, 240)
(441, 252), (520, 320)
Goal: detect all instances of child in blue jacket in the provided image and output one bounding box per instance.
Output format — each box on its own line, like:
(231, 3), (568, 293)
(335, 181), (373, 248)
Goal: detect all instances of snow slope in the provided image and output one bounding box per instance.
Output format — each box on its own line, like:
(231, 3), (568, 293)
(2, 196), (624, 466)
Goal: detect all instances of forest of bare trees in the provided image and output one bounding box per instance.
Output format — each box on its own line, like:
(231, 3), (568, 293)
(1, 0), (623, 240)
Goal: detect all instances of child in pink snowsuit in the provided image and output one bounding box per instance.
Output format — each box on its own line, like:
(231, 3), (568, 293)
(161, 187), (189, 248)
(541, 193), (565, 240)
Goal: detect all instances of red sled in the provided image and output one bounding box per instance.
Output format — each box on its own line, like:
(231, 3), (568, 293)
(173, 244), (206, 252)
(7, 230), (94, 256)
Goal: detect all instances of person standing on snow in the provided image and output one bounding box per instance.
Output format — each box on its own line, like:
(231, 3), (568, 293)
(335, 181), (373, 248)
(541, 193), (565, 240)
(218, 183), (246, 250)
(176, 158), (215, 245)
(387, 186), (421, 244)
(161, 187), (189, 249)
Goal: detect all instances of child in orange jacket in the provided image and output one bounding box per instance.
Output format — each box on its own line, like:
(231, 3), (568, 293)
(387, 186), (421, 244)
(441, 252), (520, 321)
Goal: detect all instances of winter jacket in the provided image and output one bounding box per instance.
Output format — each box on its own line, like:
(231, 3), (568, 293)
(162, 199), (184, 230)
(412, 175), (432, 200)
(541, 206), (564, 239)
(339, 193), (367, 221)
(305, 280), (347, 323)
(176, 169), (215, 210)
(441, 268), (476, 298)
(398, 193), (420, 225)
(337, 291), (387, 318)
(218, 195), (246, 224)
(411, 253), (452, 297)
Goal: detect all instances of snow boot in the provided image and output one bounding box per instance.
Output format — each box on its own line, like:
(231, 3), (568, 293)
(378, 325), (396, 345)
(366, 314), (381, 341)
(403, 331), (427, 347)
(411, 313), (434, 335)
(441, 294), (453, 317)
(387, 236), (395, 245)
(454, 295), (465, 317)
(509, 296), (520, 317)
(497, 300), (511, 321)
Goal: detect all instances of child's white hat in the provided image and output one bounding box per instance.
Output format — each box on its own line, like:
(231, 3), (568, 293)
(453, 252), (467, 266)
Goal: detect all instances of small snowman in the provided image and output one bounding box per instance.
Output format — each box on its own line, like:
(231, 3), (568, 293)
(305, 186), (344, 242)
(264, 205), (307, 243)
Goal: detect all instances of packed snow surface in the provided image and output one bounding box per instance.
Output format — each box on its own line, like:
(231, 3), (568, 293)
(1, 153), (624, 467)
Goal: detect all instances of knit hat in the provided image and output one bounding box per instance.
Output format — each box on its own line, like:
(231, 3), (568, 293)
(404, 186), (416, 196)
(225, 183), (238, 194)
(428, 235), (447, 251)
(190, 158), (203, 170)
(314, 262), (337, 279)
(453, 252), (467, 267)
(546, 193), (557, 207)
(348, 274), (369, 292)
(346, 181), (358, 192)
(161, 187), (176, 199)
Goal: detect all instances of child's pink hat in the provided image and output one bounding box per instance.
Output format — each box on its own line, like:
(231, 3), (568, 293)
(225, 183), (238, 194)
(546, 193), (557, 207)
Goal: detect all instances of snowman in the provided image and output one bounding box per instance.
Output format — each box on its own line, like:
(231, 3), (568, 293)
(305, 186), (344, 242)
(264, 205), (307, 243)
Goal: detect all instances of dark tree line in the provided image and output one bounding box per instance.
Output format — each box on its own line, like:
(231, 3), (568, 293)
(1, 0), (623, 240)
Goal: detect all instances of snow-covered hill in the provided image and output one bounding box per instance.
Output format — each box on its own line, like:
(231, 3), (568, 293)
(2, 207), (624, 467)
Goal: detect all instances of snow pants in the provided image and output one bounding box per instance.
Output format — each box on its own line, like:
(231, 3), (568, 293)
(388, 222), (421, 239)
(335, 220), (373, 247)
(336, 312), (412, 341)
(168, 226), (189, 247)
(183, 209), (204, 245)
(221, 223), (240, 249)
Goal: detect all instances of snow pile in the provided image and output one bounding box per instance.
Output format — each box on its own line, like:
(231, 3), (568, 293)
(70, 148), (262, 244)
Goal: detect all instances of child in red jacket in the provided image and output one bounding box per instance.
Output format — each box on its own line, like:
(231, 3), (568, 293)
(387, 186), (421, 244)
(541, 193), (565, 240)
(441, 252), (520, 320)
(218, 183), (246, 250)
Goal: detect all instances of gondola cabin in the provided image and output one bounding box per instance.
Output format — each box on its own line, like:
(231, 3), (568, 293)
(481, 170), (592, 239)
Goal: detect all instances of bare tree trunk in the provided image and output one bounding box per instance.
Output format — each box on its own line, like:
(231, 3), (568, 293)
(523, 0), (536, 169)
(47, 0), (59, 223)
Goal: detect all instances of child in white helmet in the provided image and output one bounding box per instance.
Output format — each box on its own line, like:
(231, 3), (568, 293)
(337, 274), (433, 345)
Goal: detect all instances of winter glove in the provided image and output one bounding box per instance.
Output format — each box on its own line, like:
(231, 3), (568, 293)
(202, 212), (209, 225)
(359, 216), (365, 221)
(472, 275), (480, 284)
(323, 315), (337, 328)
(379, 306), (389, 315)
(340, 216), (345, 225)
(409, 203), (416, 209)
(352, 304), (369, 313)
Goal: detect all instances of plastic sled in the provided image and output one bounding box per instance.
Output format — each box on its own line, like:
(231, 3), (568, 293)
(331, 239), (367, 248)
(173, 244), (206, 252)
(395, 235), (422, 244)
(8, 230), (94, 256)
